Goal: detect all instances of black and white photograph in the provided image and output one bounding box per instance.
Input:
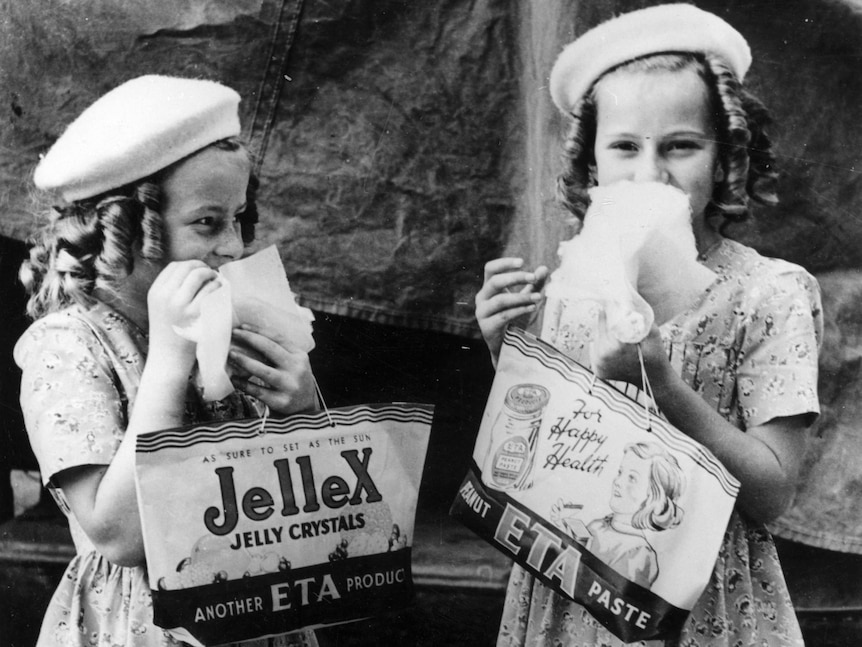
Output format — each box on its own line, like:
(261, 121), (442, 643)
(0, 1), (860, 645)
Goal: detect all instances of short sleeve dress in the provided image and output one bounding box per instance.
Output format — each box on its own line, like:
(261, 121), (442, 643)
(496, 239), (822, 647)
(15, 301), (318, 647)
(586, 516), (659, 589)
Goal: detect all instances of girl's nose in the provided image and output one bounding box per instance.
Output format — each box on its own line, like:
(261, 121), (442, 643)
(216, 222), (244, 260)
(633, 151), (668, 184)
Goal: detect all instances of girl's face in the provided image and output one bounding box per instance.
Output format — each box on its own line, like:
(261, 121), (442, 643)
(159, 146), (250, 269)
(610, 451), (651, 516)
(593, 68), (721, 236)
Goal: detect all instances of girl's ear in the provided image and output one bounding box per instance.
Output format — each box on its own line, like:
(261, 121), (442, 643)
(588, 162), (598, 186)
(713, 163), (725, 183)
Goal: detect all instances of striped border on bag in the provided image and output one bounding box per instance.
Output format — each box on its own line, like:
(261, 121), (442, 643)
(137, 403), (434, 453)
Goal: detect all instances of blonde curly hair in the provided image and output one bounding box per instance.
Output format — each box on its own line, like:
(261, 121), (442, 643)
(20, 138), (258, 320)
(556, 52), (778, 231)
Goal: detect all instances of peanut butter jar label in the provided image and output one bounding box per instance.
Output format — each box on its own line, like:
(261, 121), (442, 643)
(484, 384), (550, 491)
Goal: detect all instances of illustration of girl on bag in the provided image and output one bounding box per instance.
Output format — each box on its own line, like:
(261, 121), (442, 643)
(550, 441), (685, 588)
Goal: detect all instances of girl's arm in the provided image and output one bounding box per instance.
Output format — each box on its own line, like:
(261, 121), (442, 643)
(55, 355), (193, 565)
(56, 261), (219, 566)
(593, 326), (807, 524)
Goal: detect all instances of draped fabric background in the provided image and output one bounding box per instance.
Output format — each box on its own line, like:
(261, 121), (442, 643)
(0, 0), (522, 337)
(1, 0), (861, 551)
(515, 0), (862, 555)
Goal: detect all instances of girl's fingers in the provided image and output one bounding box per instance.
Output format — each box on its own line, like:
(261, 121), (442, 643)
(229, 346), (281, 386)
(531, 265), (551, 290)
(483, 257), (525, 281)
(476, 257), (548, 361)
(481, 270), (543, 297)
(229, 327), (305, 387)
(478, 261), (550, 301)
(147, 262), (221, 345)
(151, 260), (209, 290)
(233, 377), (268, 397)
(231, 346), (316, 415)
(476, 290), (543, 318)
(517, 265), (550, 295)
(150, 262), (221, 314)
(231, 326), (284, 362)
(480, 303), (539, 331)
(176, 267), (222, 305)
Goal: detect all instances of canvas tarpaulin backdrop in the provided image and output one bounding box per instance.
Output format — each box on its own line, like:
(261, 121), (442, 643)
(0, 0), (524, 336)
(1, 0), (862, 552)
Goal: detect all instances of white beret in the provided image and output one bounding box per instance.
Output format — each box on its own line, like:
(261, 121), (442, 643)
(34, 75), (241, 202)
(549, 3), (751, 114)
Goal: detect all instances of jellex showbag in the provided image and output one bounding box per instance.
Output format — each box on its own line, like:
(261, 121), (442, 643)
(135, 403), (432, 646)
(450, 329), (738, 642)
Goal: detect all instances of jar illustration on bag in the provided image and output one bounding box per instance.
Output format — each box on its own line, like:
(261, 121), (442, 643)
(483, 383), (550, 491)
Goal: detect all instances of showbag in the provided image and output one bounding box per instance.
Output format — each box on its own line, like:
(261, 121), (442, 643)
(450, 329), (738, 642)
(135, 403), (433, 646)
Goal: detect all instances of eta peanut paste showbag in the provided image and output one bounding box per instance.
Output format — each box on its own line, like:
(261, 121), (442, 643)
(135, 403), (432, 646)
(450, 329), (739, 642)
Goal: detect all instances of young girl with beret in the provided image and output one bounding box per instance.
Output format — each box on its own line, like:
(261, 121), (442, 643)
(476, 5), (821, 646)
(16, 75), (318, 647)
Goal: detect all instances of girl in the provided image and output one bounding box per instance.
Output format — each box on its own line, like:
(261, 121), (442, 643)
(15, 76), (318, 647)
(553, 442), (685, 589)
(475, 5), (821, 646)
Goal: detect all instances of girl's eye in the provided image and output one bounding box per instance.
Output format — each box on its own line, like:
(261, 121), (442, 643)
(666, 140), (700, 153)
(193, 216), (216, 227)
(610, 141), (638, 153)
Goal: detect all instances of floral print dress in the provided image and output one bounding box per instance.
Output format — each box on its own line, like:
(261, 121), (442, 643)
(15, 301), (318, 647)
(497, 239), (822, 647)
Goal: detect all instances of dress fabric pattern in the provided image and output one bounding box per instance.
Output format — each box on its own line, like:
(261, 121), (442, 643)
(497, 239), (821, 647)
(15, 301), (317, 647)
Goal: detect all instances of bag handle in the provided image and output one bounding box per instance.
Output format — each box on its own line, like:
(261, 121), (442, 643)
(315, 376), (336, 427)
(586, 342), (655, 432)
(637, 343), (655, 432)
(257, 375), (336, 434)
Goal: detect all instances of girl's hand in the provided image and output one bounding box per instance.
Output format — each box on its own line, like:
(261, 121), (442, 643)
(147, 260), (222, 368)
(590, 310), (666, 387)
(229, 324), (317, 416)
(475, 257), (549, 364)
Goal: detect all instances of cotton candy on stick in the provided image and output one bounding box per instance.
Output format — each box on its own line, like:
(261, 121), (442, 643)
(173, 245), (315, 401)
(547, 211), (653, 343)
(546, 181), (716, 343)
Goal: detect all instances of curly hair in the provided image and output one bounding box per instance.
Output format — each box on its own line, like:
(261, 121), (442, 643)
(20, 138), (259, 320)
(556, 52), (778, 231)
(624, 442), (685, 532)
